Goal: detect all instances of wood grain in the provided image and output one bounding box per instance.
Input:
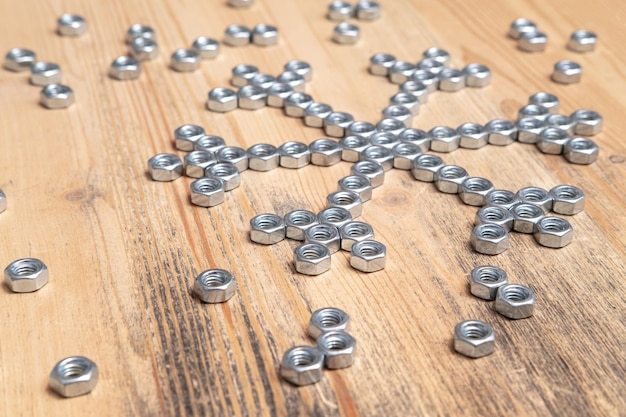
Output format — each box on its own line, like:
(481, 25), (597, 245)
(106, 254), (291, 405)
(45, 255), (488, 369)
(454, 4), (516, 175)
(1, 0), (625, 416)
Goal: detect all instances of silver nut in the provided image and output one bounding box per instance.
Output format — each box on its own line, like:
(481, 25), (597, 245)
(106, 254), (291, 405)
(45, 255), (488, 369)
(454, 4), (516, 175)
(224, 24), (251, 47)
(428, 126), (461, 153)
(318, 207), (353, 229)
(351, 161), (385, 187)
(411, 153), (445, 182)
(469, 266), (508, 300)
(423, 47), (450, 65)
(417, 58), (445, 75)
(285, 210), (319, 240)
(552, 60), (582, 84)
(567, 29), (597, 53)
(399, 80), (429, 104)
(4, 48), (36, 71)
(109, 56), (141, 81)
(434, 165), (469, 194)
(250, 213), (285, 245)
(382, 105), (413, 127)
(185, 150), (217, 178)
(390, 92), (420, 115)
(485, 119), (517, 146)
(148, 153), (183, 181)
(511, 203), (545, 233)
(458, 122), (488, 149)
(328, 1), (354, 20)
(470, 223), (510, 255)
(304, 103), (334, 127)
(515, 117), (545, 144)
(249, 72), (276, 88)
(277, 71), (305, 92)
(284, 92), (313, 117)
(399, 128), (431, 152)
(475, 205), (514, 232)
(563, 137), (599, 165)
(508, 18), (537, 39)
(571, 109), (603, 136)
(438, 68), (466, 92)
(537, 127), (571, 155)
(267, 83), (294, 108)
(459, 177), (495, 206)
(130, 37), (159, 61)
(454, 320), (496, 358)
(340, 135), (369, 162)
(392, 142), (422, 170)
(518, 104), (549, 121)
(389, 61), (417, 84)
(495, 284), (536, 319)
(174, 124), (206, 151)
(0, 189), (6, 213)
(40, 84), (74, 109)
(49, 356), (98, 398)
(338, 174), (372, 202)
(327, 190), (363, 218)
(278, 141), (311, 169)
(294, 243), (331, 275)
(30, 62), (61, 86)
(550, 185), (585, 215)
(206, 162), (240, 191)
(217, 146), (249, 172)
(355, 0), (381, 20)
(284, 60), (312, 81)
(126, 24), (156, 43)
(194, 135), (226, 154)
(533, 216), (574, 248)
(370, 52), (396, 76)
(340, 221), (375, 251)
(518, 31), (547, 52)
(411, 69), (439, 92)
(305, 223), (341, 253)
(546, 113), (576, 135)
(310, 138), (342, 166)
(308, 307), (350, 339)
(332, 22), (360, 44)
(192, 36), (219, 59)
(57, 14), (87, 36)
(252, 24), (278, 46)
(238, 85), (267, 110)
(190, 178), (225, 207)
(248, 143), (279, 171)
(193, 269), (237, 303)
(324, 112), (354, 137)
(170, 49), (199, 72)
(207, 87), (237, 112)
(463, 63), (492, 87)
(4, 258), (49, 293)
(231, 64), (259, 87)
(317, 331), (357, 369)
(350, 240), (386, 272)
(376, 118), (406, 136)
(279, 346), (324, 386)
(529, 91), (560, 113)
(516, 186), (553, 212)
(485, 189), (522, 210)
(228, 0), (254, 7)
(360, 145), (394, 171)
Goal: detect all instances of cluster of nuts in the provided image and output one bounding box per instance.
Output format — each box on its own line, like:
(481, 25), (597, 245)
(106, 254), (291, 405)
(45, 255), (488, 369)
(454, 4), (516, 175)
(280, 307), (356, 385)
(327, 1), (381, 45)
(223, 24), (279, 47)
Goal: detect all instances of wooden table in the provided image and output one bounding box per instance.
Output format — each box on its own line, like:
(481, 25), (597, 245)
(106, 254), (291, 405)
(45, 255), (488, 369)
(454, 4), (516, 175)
(1, 0), (624, 415)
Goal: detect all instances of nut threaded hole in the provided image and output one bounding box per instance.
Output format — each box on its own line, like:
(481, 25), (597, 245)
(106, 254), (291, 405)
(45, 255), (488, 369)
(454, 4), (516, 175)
(570, 139), (594, 150)
(541, 218), (569, 231)
(317, 310), (344, 327)
(288, 211), (316, 225)
(489, 191), (515, 204)
(320, 334), (349, 350)
(417, 155), (443, 168)
(354, 242), (384, 256)
(60, 363), (89, 378)
(289, 351), (316, 367)
(465, 178), (491, 191)
(344, 223), (370, 237)
(478, 225), (505, 239)
(482, 207), (506, 220)
(478, 270), (502, 283)
(200, 271), (229, 287)
(520, 188), (548, 201)
(10, 259), (44, 276)
(554, 186), (582, 199)
(440, 166), (466, 179)
(299, 246), (326, 259)
(250, 145), (276, 157)
(501, 286), (531, 302)
(461, 324), (490, 339)
(253, 215), (281, 229)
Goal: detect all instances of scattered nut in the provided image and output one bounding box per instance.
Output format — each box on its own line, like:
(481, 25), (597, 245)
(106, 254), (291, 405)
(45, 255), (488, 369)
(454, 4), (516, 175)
(279, 346), (324, 386)
(470, 223), (510, 255)
(4, 47), (36, 71)
(250, 213), (285, 245)
(552, 60), (582, 84)
(305, 223), (341, 253)
(247, 143), (279, 171)
(350, 240), (386, 272)
(4, 258), (49, 293)
(252, 24), (278, 46)
(49, 356), (98, 398)
(332, 22), (360, 44)
(316, 331), (357, 369)
(30, 62), (61, 86)
(207, 87), (237, 112)
(193, 269), (237, 303)
(550, 185), (585, 215)
(109, 56), (141, 81)
(511, 203), (546, 233)
(192, 36), (220, 59)
(563, 137), (599, 165)
(470, 265), (508, 301)
(57, 13), (87, 36)
(170, 49), (199, 72)
(294, 243), (331, 275)
(533, 216), (574, 248)
(224, 24), (251, 47)
(495, 284), (536, 319)
(148, 153), (183, 181)
(206, 162), (241, 190)
(190, 177), (225, 207)
(285, 210), (319, 240)
(454, 320), (495, 358)
(308, 307), (350, 339)
(567, 29), (597, 53)
(278, 141), (311, 168)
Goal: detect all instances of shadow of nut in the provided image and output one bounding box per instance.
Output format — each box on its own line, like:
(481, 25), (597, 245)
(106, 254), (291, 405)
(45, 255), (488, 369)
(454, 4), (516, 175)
(470, 224), (510, 255)
(494, 284), (535, 319)
(350, 240), (386, 272)
(193, 269), (237, 303)
(49, 356), (98, 398)
(279, 346), (324, 386)
(250, 213), (285, 245)
(533, 216), (573, 248)
(454, 320), (495, 358)
(550, 185), (585, 215)
(4, 258), (49, 293)
(308, 307), (350, 339)
(294, 243), (331, 275)
(469, 265), (508, 301)
(316, 331), (357, 369)
(148, 153), (183, 181)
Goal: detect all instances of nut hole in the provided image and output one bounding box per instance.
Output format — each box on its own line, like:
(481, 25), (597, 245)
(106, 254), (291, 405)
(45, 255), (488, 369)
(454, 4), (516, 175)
(460, 323), (490, 339)
(320, 334), (349, 350)
(501, 286), (531, 302)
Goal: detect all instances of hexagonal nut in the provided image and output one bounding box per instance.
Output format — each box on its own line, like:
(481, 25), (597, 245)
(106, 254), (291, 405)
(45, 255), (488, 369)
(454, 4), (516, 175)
(328, 1), (354, 21)
(267, 83), (294, 108)
(518, 31), (547, 52)
(238, 85), (267, 110)
(389, 61), (417, 84)
(438, 68), (466, 92)
(57, 14), (87, 36)
(4, 48), (36, 71)
(459, 177), (495, 206)
(30, 62), (61, 86)
(463, 63), (492, 88)
(475, 205), (514, 232)
(370, 131), (400, 150)
(327, 190), (363, 218)
(284, 59), (312, 81)
(147, 153), (183, 181)
(248, 143), (279, 171)
(355, 0), (381, 20)
(174, 124), (206, 151)
(400, 128), (430, 152)
(0, 189), (6, 213)
(249, 73), (276, 90)
(278, 141), (311, 168)
(418, 57), (445, 75)
(338, 174), (373, 202)
(109, 56), (141, 81)
(279, 346), (324, 386)
(376, 118), (405, 136)
(207, 87), (237, 112)
(528, 91), (560, 113)
(369, 52), (396, 76)
(563, 137), (599, 165)
(304, 103), (333, 127)
(545, 114), (576, 136)
(411, 153), (445, 182)
(350, 240), (386, 273)
(516, 186), (553, 212)
(470, 224), (510, 255)
(324, 112), (354, 137)
(284, 92), (313, 118)
(294, 243), (331, 275)
(351, 161), (385, 188)
(508, 17), (537, 39)
(252, 24), (278, 46)
(392, 142), (422, 170)
(571, 109), (603, 136)
(4, 258), (49, 293)
(285, 210), (319, 240)
(567, 29), (597, 53)
(317, 331), (357, 369)
(340, 221), (375, 251)
(231, 64), (259, 87)
(130, 37), (159, 61)
(537, 127), (571, 155)
(304, 223), (341, 253)
(399, 80), (430, 104)
(190, 177), (225, 207)
(550, 185), (585, 215)
(318, 207), (353, 229)
(533, 216), (574, 248)
(422, 46), (450, 65)
(277, 71), (305, 93)
(485, 189), (522, 210)
(308, 307), (350, 339)
(126, 24), (156, 43)
(511, 203), (545, 234)
(458, 122), (488, 149)
(360, 145), (394, 172)
(193, 269), (237, 303)
(495, 284), (536, 319)
(224, 24), (251, 47)
(332, 22), (360, 44)
(390, 92), (420, 115)
(192, 36), (220, 59)
(49, 356), (98, 398)
(194, 135), (225, 154)
(170, 49), (199, 72)
(469, 265), (508, 300)
(486, 119), (517, 146)
(206, 162), (240, 191)
(382, 105), (413, 127)
(309, 138), (342, 166)
(434, 165), (469, 194)
(518, 104), (549, 121)
(228, 0), (253, 7)
(40, 84), (74, 109)
(454, 320), (495, 358)
(411, 68), (439, 92)
(214, 147), (247, 173)
(552, 60), (582, 84)
(185, 150), (217, 178)
(428, 126), (460, 153)
(250, 213), (285, 245)
(515, 117), (545, 144)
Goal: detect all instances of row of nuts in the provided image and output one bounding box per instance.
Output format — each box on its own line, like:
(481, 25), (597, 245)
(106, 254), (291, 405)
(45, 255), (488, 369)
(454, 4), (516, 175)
(327, 1), (381, 21)
(224, 24), (278, 47)
(508, 18), (597, 53)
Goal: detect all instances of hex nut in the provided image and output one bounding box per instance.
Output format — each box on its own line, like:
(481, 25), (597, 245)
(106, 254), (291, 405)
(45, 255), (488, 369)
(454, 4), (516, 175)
(340, 221), (375, 251)
(568, 29), (597, 53)
(228, 0), (253, 7)
(411, 153), (445, 182)
(376, 118), (406, 136)
(109, 56), (141, 81)
(57, 14), (87, 36)
(4, 258), (49, 293)
(454, 320), (496, 358)
(470, 223), (510, 255)
(355, 0), (381, 20)
(327, 191), (363, 218)
(390, 92), (420, 115)
(126, 24), (156, 43)
(511, 203), (545, 233)
(190, 177), (225, 207)
(305, 223), (341, 253)
(428, 126), (461, 153)
(318, 207), (353, 229)
(194, 135), (226, 154)
(411, 69), (439, 92)
(207, 87), (237, 112)
(389, 61), (417, 84)
(485, 189), (522, 210)
(537, 127), (571, 155)
(49, 356), (98, 398)
(529, 91), (560, 113)
(278, 141), (311, 168)
(267, 83), (294, 108)
(518, 31), (547, 52)
(458, 122), (488, 149)
(486, 119), (517, 146)
(252, 24), (278, 46)
(185, 150), (217, 178)
(336, 178), (372, 200)
(463, 63), (492, 87)
(439, 68), (466, 92)
(399, 128), (431, 152)
(192, 36), (219, 59)
(308, 307), (350, 339)
(224, 24), (251, 47)
(382, 105), (413, 127)
(332, 22), (360, 45)
(279, 346), (324, 386)
(4, 48), (36, 71)
(434, 165), (469, 194)
(328, 1), (354, 20)
(304, 103), (333, 127)
(469, 266), (508, 301)
(340, 135), (369, 162)
(249, 73), (276, 90)
(310, 138), (342, 166)
(174, 124), (206, 151)
(130, 37), (159, 61)
(546, 114), (576, 136)
(495, 284), (536, 319)
(392, 142), (422, 170)
(277, 71), (305, 92)
(250, 213), (285, 245)
(294, 243), (331, 275)
(0, 189), (6, 213)
(422, 47), (450, 65)
(369, 52), (396, 76)
(284, 60), (312, 81)
(170, 49), (199, 72)
(351, 161), (385, 188)
(350, 240), (386, 272)
(30, 62), (61, 86)
(238, 85), (267, 110)
(516, 186), (553, 212)
(148, 153), (183, 181)
(231, 64), (259, 87)
(552, 60), (582, 84)
(399, 80), (429, 104)
(206, 162), (240, 191)
(248, 143), (279, 171)
(317, 331), (357, 369)
(217, 146), (248, 172)
(459, 177), (495, 206)
(571, 109), (603, 136)
(418, 58), (445, 75)
(285, 210), (319, 240)
(515, 117), (545, 144)
(533, 216), (574, 248)
(361, 145), (394, 172)
(284, 92), (313, 117)
(563, 137), (599, 165)
(508, 18), (537, 39)
(475, 205), (514, 232)
(550, 185), (585, 215)
(40, 84), (74, 109)
(324, 112), (354, 137)
(518, 104), (550, 121)
(193, 269), (237, 303)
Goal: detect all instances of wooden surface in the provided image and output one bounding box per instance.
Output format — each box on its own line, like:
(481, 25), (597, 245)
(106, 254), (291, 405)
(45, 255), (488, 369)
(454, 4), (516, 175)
(1, 0), (625, 416)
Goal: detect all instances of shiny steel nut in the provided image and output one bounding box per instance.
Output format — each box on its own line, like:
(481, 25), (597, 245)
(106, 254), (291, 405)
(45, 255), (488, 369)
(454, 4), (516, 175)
(194, 135), (226, 154)
(515, 117), (545, 144)
(475, 205), (514, 232)
(231, 64), (259, 87)
(332, 22), (360, 44)
(552, 60), (582, 84)
(280, 346), (324, 386)
(495, 284), (536, 319)
(459, 177), (495, 206)
(206, 162), (240, 191)
(508, 18), (537, 39)
(247, 143), (279, 171)
(340, 135), (369, 162)
(518, 104), (549, 121)
(537, 127), (571, 155)
(40, 84), (74, 109)
(533, 216), (574, 248)
(399, 128), (430, 152)
(228, 0), (253, 7)
(305, 223), (341, 253)
(267, 83), (294, 108)
(392, 142), (422, 170)
(4, 258), (49, 293)
(249, 73), (276, 90)
(571, 109), (603, 136)
(411, 153), (445, 182)
(511, 203), (545, 233)
(463, 63), (492, 87)
(324, 112), (354, 137)
(370, 52), (396, 76)
(250, 214), (285, 245)
(340, 221), (375, 251)
(170, 49), (199, 72)
(284, 92), (313, 117)
(310, 139), (342, 166)
(438, 68), (466, 92)
(485, 189), (521, 210)
(252, 24), (278, 46)
(518, 31), (547, 52)
(434, 165), (469, 194)
(217, 146), (248, 172)
(347, 121), (376, 139)
(361, 145), (393, 171)
(174, 124), (205, 151)
(568, 29), (597, 53)
(486, 119), (517, 146)
(148, 153), (183, 181)
(304, 103), (333, 127)
(546, 114), (576, 135)
(192, 36), (219, 59)
(130, 37), (158, 61)
(308, 307), (350, 339)
(284, 60), (312, 81)
(126, 24), (155, 43)
(411, 69), (439, 92)
(355, 0), (381, 20)
(376, 118), (406, 136)
(318, 207), (353, 229)
(369, 132), (399, 150)
(4, 48), (36, 71)
(428, 126), (461, 153)
(30, 62), (61, 86)
(454, 320), (495, 358)
(328, 1), (354, 20)
(327, 191), (363, 218)
(529, 91), (560, 113)
(517, 186), (553, 212)
(470, 224), (510, 255)
(285, 210), (319, 240)
(49, 356), (98, 398)
(190, 178), (225, 207)
(190, 138), (222, 156)
(350, 240), (386, 272)
(338, 175), (372, 202)
(224, 24), (251, 47)
(57, 14), (86, 36)
(390, 92), (420, 115)
(458, 122), (488, 149)
(277, 71), (305, 92)
(418, 58), (445, 75)
(423, 47), (450, 65)
(351, 161), (385, 187)
(317, 331), (357, 369)
(109, 56), (140, 81)
(207, 87), (237, 112)
(470, 266), (508, 300)
(389, 61), (417, 84)
(185, 150), (217, 178)
(238, 85), (267, 110)
(278, 141), (311, 168)
(563, 137), (599, 165)
(0, 189), (6, 213)
(550, 185), (585, 215)
(193, 269), (237, 303)
(382, 105), (413, 127)
(399, 80), (429, 104)
(294, 243), (331, 275)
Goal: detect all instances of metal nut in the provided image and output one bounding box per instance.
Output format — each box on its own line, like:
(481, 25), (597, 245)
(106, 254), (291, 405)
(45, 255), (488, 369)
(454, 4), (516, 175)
(170, 49), (199, 72)
(545, 114), (576, 136)
(370, 52), (396, 76)
(340, 221), (375, 251)
(207, 87), (237, 112)
(469, 266), (508, 301)
(228, 0), (254, 7)
(0, 189), (6, 213)
(411, 153), (445, 182)
(267, 83), (294, 108)
(350, 240), (386, 272)
(248, 143), (279, 171)
(217, 146), (248, 172)
(57, 14), (87, 36)
(550, 185), (585, 215)
(340, 135), (369, 162)
(376, 118), (406, 136)
(458, 122), (488, 149)
(238, 85), (267, 110)
(194, 135), (226, 154)
(389, 61), (417, 84)
(571, 109), (603, 136)
(49, 356), (98, 398)
(495, 284), (536, 319)
(285, 210), (319, 240)
(361, 145), (394, 172)
(126, 24), (156, 43)
(294, 243), (331, 275)
(382, 105), (413, 127)
(318, 207), (353, 229)
(470, 224), (510, 255)
(279, 346), (324, 386)
(518, 104), (549, 121)
(475, 205), (514, 232)
(324, 112), (354, 137)
(485, 189), (522, 210)
(411, 69), (439, 92)
(355, 0), (381, 20)
(30, 62), (61, 86)
(327, 190), (363, 218)
(4, 48), (36, 71)
(537, 127), (571, 155)
(399, 128), (430, 152)
(508, 18), (537, 39)
(399, 80), (429, 104)
(529, 91), (560, 113)
(304, 223), (341, 253)
(552, 60), (582, 84)
(518, 31), (547, 52)
(190, 178), (225, 207)
(249, 72), (276, 89)
(250, 213), (285, 245)
(206, 162), (240, 191)
(192, 36), (219, 59)
(463, 63), (492, 87)
(563, 137), (599, 165)
(193, 269), (237, 303)
(332, 22), (360, 44)
(284, 60), (312, 81)
(252, 24), (278, 46)
(567, 29), (597, 53)
(130, 37), (158, 61)
(390, 92), (420, 115)
(351, 161), (385, 188)
(231, 64), (259, 87)
(454, 320), (496, 358)
(486, 119), (517, 146)
(511, 203), (545, 233)
(328, 1), (354, 20)
(284, 92), (313, 117)
(428, 126), (461, 153)
(185, 150), (217, 177)
(516, 186), (553, 212)
(308, 307), (350, 339)
(4, 258), (49, 293)
(224, 24), (251, 47)
(278, 141), (311, 169)
(423, 47), (450, 65)
(438, 68), (466, 92)
(317, 331), (357, 369)
(434, 165), (469, 194)
(418, 58), (445, 75)
(147, 153), (183, 181)
(277, 71), (305, 92)
(310, 139), (342, 166)
(515, 117), (545, 144)
(109, 56), (140, 81)
(392, 142), (422, 170)
(304, 103), (333, 127)
(40, 84), (74, 109)
(174, 124), (205, 151)
(533, 216), (574, 248)
(459, 177), (495, 206)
